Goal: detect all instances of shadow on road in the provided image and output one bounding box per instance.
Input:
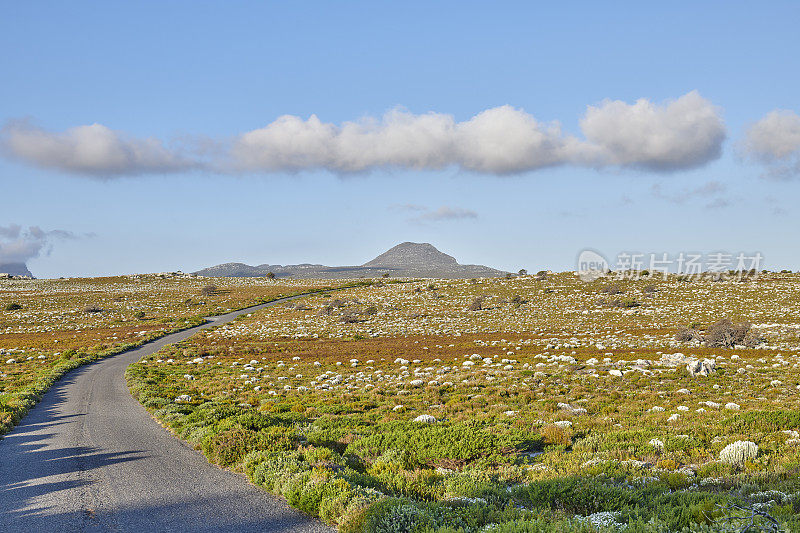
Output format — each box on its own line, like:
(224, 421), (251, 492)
(0, 366), (149, 522)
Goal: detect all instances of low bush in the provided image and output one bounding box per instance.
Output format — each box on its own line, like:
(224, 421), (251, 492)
(704, 319), (760, 348)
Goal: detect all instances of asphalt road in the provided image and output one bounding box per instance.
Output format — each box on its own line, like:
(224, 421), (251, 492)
(0, 295), (334, 532)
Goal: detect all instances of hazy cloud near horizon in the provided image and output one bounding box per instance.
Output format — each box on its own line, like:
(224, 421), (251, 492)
(0, 224), (86, 265)
(417, 206), (479, 222)
(392, 204), (479, 223)
(743, 110), (800, 179)
(651, 180), (728, 206)
(2, 92), (727, 178)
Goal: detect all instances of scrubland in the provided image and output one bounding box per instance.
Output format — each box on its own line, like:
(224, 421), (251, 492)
(0, 275), (336, 434)
(125, 272), (800, 531)
(7, 271), (800, 531)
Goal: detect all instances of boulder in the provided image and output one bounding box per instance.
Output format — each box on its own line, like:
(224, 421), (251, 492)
(686, 359), (716, 377)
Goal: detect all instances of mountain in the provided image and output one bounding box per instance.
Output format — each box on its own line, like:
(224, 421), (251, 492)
(0, 262), (34, 278)
(195, 242), (506, 279)
(364, 242), (458, 268)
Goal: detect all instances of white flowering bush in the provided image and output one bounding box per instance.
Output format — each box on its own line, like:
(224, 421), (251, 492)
(720, 440), (758, 466)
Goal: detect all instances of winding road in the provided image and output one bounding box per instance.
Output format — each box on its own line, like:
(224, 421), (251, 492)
(0, 294), (333, 532)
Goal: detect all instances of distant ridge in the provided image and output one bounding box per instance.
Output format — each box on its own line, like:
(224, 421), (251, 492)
(0, 262), (34, 279)
(195, 242), (505, 279)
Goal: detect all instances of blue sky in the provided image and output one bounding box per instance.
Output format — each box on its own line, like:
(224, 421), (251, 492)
(1, 1), (799, 277)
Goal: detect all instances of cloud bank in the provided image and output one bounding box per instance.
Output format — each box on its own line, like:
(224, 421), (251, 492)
(0, 224), (81, 265)
(232, 91), (724, 174)
(743, 110), (800, 179)
(2, 91), (725, 177)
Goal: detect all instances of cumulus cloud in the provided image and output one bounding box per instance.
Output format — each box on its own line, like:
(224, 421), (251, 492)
(742, 110), (800, 179)
(2, 91), (726, 177)
(232, 92), (724, 174)
(579, 91), (725, 170)
(1, 120), (196, 177)
(0, 224), (82, 265)
(452, 106), (572, 173)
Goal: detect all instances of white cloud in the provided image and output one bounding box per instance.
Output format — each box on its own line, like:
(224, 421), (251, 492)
(417, 206), (479, 222)
(453, 106), (571, 174)
(0, 224), (80, 264)
(651, 180), (728, 205)
(743, 110), (800, 179)
(231, 114), (337, 171)
(579, 91), (725, 171)
(393, 204), (478, 223)
(336, 110), (456, 172)
(1, 91), (726, 177)
(232, 92), (724, 174)
(231, 106), (575, 174)
(1, 120), (196, 177)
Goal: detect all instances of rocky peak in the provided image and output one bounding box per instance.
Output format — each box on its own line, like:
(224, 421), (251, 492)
(362, 242), (458, 268)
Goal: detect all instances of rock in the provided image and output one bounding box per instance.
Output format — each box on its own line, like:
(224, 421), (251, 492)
(660, 353), (689, 366)
(648, 438), (664, 451)
(554, 420), (572, 429)
(174, 394), (192, 403)
(725, 402), (740, 410)
(609, 369), (623, 377)
(414, 414), (437, 424)
(686, 359), (716, 377)
(6, 359), (16, 364)
(720, 441), (758, 466)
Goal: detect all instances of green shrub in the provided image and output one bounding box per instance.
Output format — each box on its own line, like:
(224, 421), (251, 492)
(346, 421), (540, 469)
(722, 410), (800, 434)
